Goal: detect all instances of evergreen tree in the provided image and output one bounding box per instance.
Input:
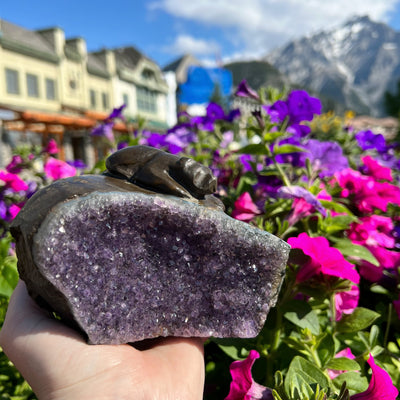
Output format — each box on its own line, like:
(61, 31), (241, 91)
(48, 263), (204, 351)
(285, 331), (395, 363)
(384, 79), (400, 117)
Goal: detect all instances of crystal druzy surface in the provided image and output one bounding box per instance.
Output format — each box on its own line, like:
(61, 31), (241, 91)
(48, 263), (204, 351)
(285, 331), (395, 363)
(32, 191), (290, 344)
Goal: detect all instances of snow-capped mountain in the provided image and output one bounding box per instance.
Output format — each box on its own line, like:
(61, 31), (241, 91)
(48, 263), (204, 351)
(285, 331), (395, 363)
(265, 15), (400, 116)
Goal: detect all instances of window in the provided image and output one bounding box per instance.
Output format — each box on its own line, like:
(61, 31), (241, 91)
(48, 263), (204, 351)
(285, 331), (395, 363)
(122, 93), (129, 107)
(141, 68), (155, 81)
(5, 69), (19, 94)
(90, 89), (96, 108)
(102, 92), (109, 110)
(26, 73), (39, 97)
(136, 87), (157, 113)
(46, 78), (57, 100)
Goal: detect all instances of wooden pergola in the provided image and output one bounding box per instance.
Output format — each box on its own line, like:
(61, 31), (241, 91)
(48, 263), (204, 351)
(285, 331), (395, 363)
(1, 106), (129, 161)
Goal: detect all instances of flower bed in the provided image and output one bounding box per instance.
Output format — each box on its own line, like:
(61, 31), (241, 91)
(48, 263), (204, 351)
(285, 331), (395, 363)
(1, 83), (400, 399)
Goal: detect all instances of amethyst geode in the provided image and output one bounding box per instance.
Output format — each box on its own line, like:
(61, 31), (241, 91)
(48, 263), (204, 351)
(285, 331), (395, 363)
(11, 146), (290, 344)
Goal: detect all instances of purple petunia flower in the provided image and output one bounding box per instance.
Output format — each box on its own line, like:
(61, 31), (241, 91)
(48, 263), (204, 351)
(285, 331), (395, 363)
(0, 199), (7, 220)
(355, 130), (387, 152)
(117, 141), (129, 150)
(91, 121), (115, 142)
(263, 100), (288, 124)
(277, 185), (327, 216)
(302, 139), (349, 178)
(235, 80), (260, 101)
(272, 137), (307, 168)
(67, 159), (87, 169)
(286, 90), (322, 124)
(6, 155), (24, 174)
(227, 108), (241, 122)
(108, 104), (126, 120)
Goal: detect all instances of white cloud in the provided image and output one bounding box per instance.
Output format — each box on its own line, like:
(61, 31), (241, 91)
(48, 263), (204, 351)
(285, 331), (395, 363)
(150, 0), (400, 57)
(164, 34), (220, 55)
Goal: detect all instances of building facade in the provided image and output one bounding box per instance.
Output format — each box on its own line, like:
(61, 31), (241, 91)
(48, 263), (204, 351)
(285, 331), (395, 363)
(0, 19), (171, 168)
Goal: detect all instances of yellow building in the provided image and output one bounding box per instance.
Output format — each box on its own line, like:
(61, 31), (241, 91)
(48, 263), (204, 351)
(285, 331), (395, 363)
(0, 18), (170, 167)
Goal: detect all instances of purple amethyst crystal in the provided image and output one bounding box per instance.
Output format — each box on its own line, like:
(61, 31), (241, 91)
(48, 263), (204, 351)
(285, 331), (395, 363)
(11, 148), (290, 345)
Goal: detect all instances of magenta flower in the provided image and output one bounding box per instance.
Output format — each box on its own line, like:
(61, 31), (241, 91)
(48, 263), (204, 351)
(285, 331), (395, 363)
(335, 285), (359, 321)
(351, 354), (398, 399)
(8, 204), (22, 220)
(44, 138), (59, 155)
(235, 80), (260, 101)
(348, 216), (395, 249)
(287, 233), (360, 284)
(335, 168), (400, 213)
(358, 246), (400, 282)
(225, 350), (273, 400)
(0, 171), (29, 192)
(361, 155), (393, 182)
(231, 192), (262, 222)
(44, 157), (77, 180)
(328, 347), (357, 379)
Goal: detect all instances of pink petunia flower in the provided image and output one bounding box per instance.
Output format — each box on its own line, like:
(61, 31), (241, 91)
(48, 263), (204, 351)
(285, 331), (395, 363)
(335, 168), (400, 213)
(8, 204), (22, 220)
(335, 285), (359, 321)
(361, 155), (393, 182)
(44, 138), (59, 155)
(232, 192), (262, 222)
(358, 246), (400, 282)
(225, 350), (273, 400)
(287, 233), (360, 284)
(348, 215), (400, 281)
(328, 347), (357, 379)
(348, 216), (395, 249)
(0, 170), (29, 192)
(351, 354), (398, 399)
(44, 157), (77, 180)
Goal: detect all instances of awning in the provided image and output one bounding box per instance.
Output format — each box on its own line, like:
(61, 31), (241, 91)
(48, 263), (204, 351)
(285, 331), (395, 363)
(2, 108), (129, 133)
(21, 110), (96, 128)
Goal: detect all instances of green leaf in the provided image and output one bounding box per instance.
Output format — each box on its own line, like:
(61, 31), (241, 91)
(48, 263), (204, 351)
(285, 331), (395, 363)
(0, 261), (19, 298)
(325, 357), (360, 371)
(283, 300), (320, 335)
(273, 144), (306, 155)
(213, 338), (254, 360)
(336, 307), (380, 333)
(319, 200), (353, 215)
(334, 239), (379, 266)
(285, 356), (330, 397)
(317, 334), (335, 368)
(237, 143), (268, 155)
(333, 371), (368, 393)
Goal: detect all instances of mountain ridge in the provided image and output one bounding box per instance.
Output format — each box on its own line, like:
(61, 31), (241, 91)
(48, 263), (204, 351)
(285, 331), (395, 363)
(264, 15), (400, 116)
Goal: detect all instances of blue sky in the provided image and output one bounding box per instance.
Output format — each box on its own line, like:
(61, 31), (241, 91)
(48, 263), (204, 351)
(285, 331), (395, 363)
(2, 0), (400, 68)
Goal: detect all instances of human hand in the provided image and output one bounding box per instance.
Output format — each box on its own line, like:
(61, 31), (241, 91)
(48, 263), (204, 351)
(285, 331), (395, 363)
(0, 281), (205, 400)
